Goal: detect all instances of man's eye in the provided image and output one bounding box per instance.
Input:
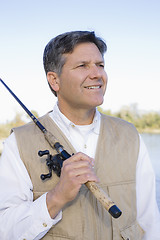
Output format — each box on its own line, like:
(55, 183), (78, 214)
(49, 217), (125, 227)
(99, 64), (104, 68)
(78, 64), (85, 67)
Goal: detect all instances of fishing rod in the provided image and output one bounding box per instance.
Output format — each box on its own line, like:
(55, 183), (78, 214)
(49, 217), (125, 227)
(0, 78), (122, 219)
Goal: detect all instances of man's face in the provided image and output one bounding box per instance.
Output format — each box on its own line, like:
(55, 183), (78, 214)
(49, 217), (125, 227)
(56, 42), (108, 111)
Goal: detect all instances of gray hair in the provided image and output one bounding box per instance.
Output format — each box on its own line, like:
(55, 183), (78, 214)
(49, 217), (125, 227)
(43, 31), (107, 96)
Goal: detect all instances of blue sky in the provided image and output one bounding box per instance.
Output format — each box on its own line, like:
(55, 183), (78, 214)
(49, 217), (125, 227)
(0, 0), (160, 123)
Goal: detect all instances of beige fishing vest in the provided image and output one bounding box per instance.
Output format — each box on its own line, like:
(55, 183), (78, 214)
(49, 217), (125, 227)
(13, 113), (144, 240)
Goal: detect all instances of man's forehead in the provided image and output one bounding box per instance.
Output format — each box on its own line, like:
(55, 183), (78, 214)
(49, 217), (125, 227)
(73, 42), (101, 52)
(63, 42), (104, 62)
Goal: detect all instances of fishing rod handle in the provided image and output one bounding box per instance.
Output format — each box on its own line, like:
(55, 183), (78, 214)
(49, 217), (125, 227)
(85, 181), (122, 218)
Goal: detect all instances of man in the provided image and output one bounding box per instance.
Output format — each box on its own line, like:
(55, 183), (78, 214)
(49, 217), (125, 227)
(0, 31), (160, 239)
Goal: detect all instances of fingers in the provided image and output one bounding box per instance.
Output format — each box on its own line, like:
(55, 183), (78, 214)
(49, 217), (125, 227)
(61, 152), (98, 184)
(63, 152), (94, 166)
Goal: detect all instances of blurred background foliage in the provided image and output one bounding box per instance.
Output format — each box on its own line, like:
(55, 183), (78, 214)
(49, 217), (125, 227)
(0, 105), (160, 140)
(0, 106), (160, 155)
(0, 110), (39, 139)
(98, 104), (160, 133)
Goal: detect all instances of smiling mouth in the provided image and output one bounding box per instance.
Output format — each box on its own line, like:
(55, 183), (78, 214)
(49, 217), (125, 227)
(84, 86), (101, 89)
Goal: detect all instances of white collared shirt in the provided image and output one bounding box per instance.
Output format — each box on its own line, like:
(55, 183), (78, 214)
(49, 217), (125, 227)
(50, 104), (101, 158)
(0, 104), (160, 240)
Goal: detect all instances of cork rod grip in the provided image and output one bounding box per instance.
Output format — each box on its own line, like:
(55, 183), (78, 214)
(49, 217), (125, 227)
(85, 181), (122, 218)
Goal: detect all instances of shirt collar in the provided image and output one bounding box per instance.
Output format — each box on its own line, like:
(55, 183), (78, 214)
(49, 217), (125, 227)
(49, 102), (101, 135)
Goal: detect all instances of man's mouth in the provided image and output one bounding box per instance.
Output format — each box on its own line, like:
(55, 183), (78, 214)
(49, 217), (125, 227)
(84, 86), (101, 89)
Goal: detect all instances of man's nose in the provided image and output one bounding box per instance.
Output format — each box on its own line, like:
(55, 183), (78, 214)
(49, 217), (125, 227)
(89, 65), (102, 79)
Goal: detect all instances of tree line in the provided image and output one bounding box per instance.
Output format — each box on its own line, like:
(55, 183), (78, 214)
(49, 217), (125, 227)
(98, 105), (160, 133)
(1, 106), (160, 140)
(0, 111), (39, 139)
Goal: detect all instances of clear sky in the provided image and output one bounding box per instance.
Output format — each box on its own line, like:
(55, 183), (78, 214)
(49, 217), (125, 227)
(0, 0), (160, 123)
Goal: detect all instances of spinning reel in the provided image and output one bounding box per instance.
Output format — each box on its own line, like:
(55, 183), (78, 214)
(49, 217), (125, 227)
(38, 145), (72, 180)
(38, 150), (64, 180)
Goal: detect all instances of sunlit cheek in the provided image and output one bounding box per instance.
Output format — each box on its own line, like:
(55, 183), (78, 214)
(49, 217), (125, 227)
(103, 84), (107, 95)
(103, 74), (108, 94)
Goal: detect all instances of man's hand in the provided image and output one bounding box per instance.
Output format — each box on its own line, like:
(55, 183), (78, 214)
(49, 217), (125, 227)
(46, 152), (98, 218)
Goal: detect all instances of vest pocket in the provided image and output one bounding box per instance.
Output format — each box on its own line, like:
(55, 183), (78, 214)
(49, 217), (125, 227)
(107, 183), (144, 240)
(120, 221), (144, 240)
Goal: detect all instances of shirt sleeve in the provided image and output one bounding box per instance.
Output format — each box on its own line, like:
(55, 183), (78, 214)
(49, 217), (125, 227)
(136, 135), (160, 240)
(0, 133), (62, 240)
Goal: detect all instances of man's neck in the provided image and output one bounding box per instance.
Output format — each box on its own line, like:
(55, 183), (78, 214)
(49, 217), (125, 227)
(57, 102), (96, 125)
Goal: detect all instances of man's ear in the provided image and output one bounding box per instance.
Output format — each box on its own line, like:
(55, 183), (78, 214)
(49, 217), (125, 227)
(47, 72), (60, 92)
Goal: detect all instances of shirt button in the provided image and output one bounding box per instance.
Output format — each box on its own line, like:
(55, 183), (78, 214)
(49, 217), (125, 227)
(43, 223), (47, 227)
(84, 144), (87, 149)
